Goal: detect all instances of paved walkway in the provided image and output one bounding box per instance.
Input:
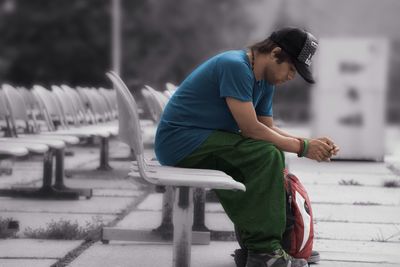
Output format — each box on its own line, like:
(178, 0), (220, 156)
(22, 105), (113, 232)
(1, 125), (399, 267)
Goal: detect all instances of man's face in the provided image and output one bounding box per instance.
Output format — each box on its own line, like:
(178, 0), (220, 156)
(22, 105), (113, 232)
(263, 55), (297, 85)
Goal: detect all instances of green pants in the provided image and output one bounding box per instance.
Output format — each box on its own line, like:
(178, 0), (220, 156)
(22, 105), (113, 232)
(176, 130), (286, 253)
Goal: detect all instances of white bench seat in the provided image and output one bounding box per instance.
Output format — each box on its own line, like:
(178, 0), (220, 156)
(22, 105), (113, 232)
(0, 144), (29, 157)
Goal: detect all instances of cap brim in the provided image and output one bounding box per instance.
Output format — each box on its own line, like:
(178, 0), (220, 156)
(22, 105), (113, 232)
(293, 60), (315, 84)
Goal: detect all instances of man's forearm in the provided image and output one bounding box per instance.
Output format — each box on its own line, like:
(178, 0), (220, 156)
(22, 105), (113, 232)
(241, 123), (301, 154)
(271, 126), (303, 140)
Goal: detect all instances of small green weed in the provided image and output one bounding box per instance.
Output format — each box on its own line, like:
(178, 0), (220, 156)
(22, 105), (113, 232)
(0, 217), (19, 238)
(383, 180), (400, 188)
(24, 216), (104, 240)
(339, 179), (363, 186)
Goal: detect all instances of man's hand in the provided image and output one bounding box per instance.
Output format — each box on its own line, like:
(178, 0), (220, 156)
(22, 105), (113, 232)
(317, 137), (340, 157)
(305, 138), (336, 162)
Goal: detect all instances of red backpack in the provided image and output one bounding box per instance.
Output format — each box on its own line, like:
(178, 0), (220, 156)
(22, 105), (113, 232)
(233, 171), (315, 266)
(282, 172), (314, 259)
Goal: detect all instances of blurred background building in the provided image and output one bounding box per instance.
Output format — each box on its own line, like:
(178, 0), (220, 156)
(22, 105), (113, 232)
(0, 0), (399, 124)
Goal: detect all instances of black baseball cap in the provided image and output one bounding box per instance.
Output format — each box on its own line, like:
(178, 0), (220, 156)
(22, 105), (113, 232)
(269, 27), (318, 84)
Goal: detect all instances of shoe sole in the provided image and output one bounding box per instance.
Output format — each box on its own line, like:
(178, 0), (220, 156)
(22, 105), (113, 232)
(307, 253), (320, 264)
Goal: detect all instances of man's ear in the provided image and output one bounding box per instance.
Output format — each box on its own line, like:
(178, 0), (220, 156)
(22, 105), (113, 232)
(271, 47), (282, 61)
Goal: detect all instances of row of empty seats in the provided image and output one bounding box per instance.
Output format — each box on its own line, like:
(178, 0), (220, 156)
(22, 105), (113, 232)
(0, 84), (119, 199)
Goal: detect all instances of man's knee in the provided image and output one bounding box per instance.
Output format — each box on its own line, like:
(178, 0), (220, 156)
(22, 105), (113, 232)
(259, 143), (285, 169)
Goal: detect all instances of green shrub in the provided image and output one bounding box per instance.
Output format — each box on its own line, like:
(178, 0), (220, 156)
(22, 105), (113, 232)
(24, 217), (104, 240)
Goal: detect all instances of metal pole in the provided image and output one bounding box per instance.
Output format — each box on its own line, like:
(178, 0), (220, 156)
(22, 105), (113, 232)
(111, 0), (122, 75)
(154, 186), (174, 238)
(97, 137), (112, 170)
(173, 187), (193, 267)
(192, 188), (209, 232)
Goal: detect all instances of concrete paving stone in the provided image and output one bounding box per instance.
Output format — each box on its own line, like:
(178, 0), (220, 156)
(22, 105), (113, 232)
(138, 194), (400, 223)
(315, 221), (400, 243)
(292, 171), (399, 187)
(315, 260), (397, 267)
(115, 209), (230, 233)
(314, 203), (400, 224)
(64, 153), (98, 169)
(0, 259), (57, 267)
(116, 210), (161, 229)
(131, 206), (400, 242)
(307, 184), (400, 205)
(69, 238), (400, 267)
(137, 182), (400, 209)
(0, 176), (42, 189)
(116, 208), (235, 233)
(64, 138), (134, 169)
(0, 239), (81, 258)
(108, 140), (131, 158)
(205, 201), (400, 224)
(202, 212), (400, 242)
(314, 239), (400, 264)
(0, 196), (134, 215)
(117, 209), (234, 232)
(0, 161), (42, 188)
(68, 241), (239, 267)
(33, 178), (140, 190)
(64, 148), (99, 169)
(288, 159), (393, 175)
(65, 160), (131, 177)
(0, 211), (116, 238)
(206, 212), (235, 232)
(136, 193), (163, 211)
(92, 189), (142, 198)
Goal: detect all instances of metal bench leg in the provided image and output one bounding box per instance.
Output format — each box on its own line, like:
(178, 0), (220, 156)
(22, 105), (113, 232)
(155, 187), (211, 244)
(101, 185), (209, 245)
(53, 148), (93, 199)
(173, 186), (193, 267)
(0, 150), (79, 199)
(153, 186), (174, 238)
(192, 188), (209, 232)
(97, 137), (112, 170)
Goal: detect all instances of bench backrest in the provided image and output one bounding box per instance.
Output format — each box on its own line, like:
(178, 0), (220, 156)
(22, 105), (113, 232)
(0, 89), (10, 121)
(51, 85), (80, 125)
(165, 82), (177, 94)
(145, 85), (169, 109)
(141, 88), (161, 123)
(61, 85), (93, 124)
(106, 72), (144, 156)
(33, 85), (67, 130)
(2, 84), (30, 123)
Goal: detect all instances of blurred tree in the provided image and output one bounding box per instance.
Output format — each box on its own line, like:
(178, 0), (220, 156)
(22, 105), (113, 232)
(0, 0), (110, 87)
(0, 0), (253, 89)
(122, 0), (253, 90)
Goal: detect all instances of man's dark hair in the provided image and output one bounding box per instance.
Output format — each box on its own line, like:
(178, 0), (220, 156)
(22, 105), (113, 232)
(249, 38), (292, 64)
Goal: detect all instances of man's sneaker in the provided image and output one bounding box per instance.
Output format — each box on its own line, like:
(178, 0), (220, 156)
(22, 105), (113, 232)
(232, 248), (319, 266)
(307, 250), (320, 264)
(246, 249), (308, 267)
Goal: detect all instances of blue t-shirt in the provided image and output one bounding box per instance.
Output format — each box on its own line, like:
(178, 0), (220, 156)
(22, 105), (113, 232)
(154, 50), (275, 166)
